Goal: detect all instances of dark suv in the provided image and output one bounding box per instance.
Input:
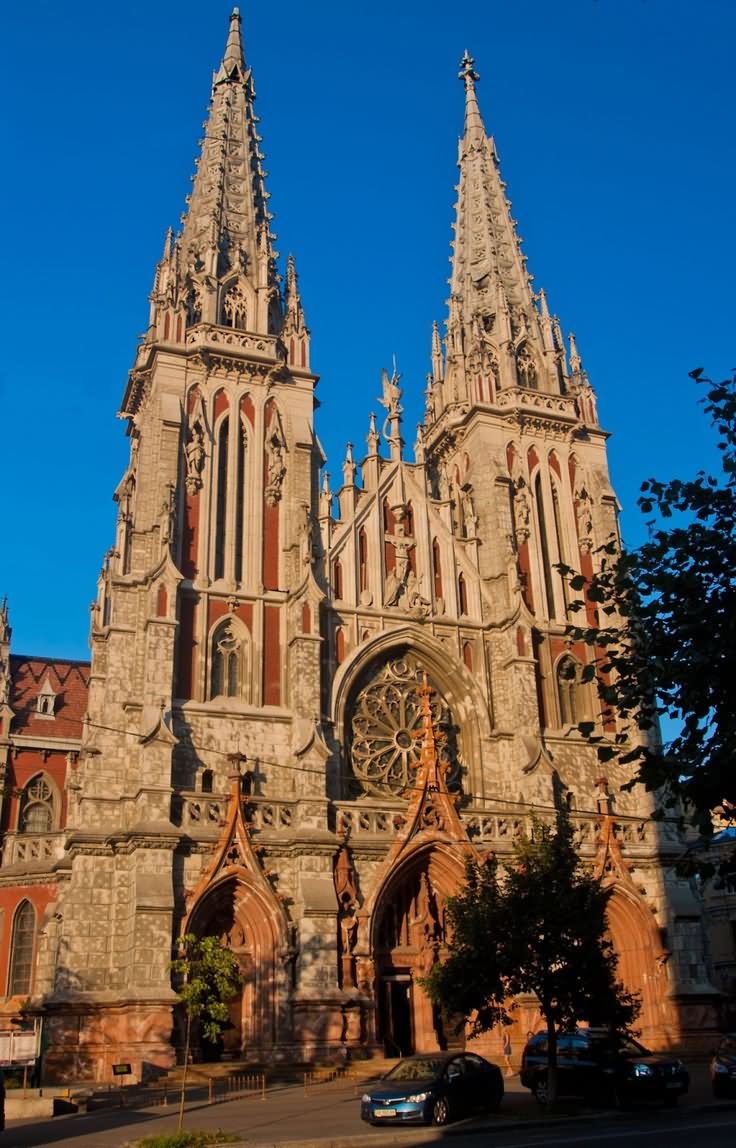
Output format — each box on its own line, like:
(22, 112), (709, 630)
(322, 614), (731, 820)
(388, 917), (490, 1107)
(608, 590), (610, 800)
(520, 1029), (689, 1107)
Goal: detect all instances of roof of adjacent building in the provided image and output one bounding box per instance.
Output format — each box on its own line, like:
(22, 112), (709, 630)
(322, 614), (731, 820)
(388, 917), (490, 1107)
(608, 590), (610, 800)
(9, 655), (90, 740)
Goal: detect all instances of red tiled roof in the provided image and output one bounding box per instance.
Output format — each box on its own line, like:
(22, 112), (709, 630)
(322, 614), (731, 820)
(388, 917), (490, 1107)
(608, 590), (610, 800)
(9, 656), (90, 741)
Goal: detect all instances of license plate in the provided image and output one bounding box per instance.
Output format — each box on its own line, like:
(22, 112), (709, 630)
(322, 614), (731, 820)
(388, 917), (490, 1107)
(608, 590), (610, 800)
(375, 1108), (397, 1117)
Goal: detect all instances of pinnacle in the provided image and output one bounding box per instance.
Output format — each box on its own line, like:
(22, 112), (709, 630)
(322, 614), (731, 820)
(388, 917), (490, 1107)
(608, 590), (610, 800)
(459, 50), (485, 141)
(219, 7), (245, 80)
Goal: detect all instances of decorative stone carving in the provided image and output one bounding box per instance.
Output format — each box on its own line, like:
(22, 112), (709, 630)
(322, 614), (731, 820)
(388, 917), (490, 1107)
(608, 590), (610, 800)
(185, 413), (206, 494)
(264, 410), (287, 505)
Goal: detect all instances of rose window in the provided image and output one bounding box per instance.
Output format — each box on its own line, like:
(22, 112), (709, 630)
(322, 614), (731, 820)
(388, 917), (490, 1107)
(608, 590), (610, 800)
(348, 657), (460, 798)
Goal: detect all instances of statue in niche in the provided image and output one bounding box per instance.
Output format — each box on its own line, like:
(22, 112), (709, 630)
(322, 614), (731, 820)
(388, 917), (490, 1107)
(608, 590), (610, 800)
(512, 477), (531, 542)
(575, 483), (594, 551)
(459, 485), (478, 539)
(160, 482), (177, 546)
(185, 417), (206, 493)
(264, 415), (287, 505)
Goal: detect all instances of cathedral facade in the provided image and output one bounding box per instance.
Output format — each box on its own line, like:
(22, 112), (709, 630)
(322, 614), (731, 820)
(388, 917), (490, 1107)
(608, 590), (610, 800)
(0, 11), (719, 1082)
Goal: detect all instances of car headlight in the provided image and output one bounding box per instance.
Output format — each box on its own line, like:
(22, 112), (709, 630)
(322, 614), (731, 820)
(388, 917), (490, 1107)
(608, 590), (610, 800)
(361, 1093), (372, 1102)
(406, 1091), (430, 1103)
(632, 1063), (654, 1077)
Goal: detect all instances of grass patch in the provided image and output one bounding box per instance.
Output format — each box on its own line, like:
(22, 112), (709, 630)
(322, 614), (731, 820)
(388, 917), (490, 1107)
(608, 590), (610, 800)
(133, 1132), (238, 1148)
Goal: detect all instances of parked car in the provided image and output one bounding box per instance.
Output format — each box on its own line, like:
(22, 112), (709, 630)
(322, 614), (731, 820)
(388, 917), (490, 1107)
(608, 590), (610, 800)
(360, 1052), (503, 1126)
(710, 1034), (736, 1098)
(520, 1029), (689, 1107)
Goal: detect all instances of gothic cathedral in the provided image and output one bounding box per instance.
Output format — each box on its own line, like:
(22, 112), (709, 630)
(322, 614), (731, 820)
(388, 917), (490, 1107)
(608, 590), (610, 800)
(0, 11), (718, 1080)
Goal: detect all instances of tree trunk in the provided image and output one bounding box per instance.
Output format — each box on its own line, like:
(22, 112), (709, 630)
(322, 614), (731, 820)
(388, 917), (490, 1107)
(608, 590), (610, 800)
(545, 1015), (558, 1108)
(177, 1011), (192, 1131)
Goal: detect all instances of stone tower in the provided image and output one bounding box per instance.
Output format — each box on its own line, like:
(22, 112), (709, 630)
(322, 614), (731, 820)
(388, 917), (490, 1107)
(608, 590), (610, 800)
(0, 13), (716, 1081)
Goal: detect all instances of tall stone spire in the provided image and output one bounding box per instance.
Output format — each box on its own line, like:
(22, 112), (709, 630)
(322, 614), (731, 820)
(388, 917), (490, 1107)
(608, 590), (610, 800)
(142, 8), (281, 348)
(432, 51), (570, 417)
(181, 8), (273, 280)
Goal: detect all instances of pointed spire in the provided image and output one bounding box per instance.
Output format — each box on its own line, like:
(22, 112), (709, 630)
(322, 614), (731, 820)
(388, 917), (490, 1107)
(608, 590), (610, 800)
(568, 331), (582, 376)
(342, 442), (356, 487)
(459, 51), (485, 142)
(175, 10), (278, 334)
(367, 412), (379, 456)
(0, 598), (11, 707)
(219, 7), (245, 80)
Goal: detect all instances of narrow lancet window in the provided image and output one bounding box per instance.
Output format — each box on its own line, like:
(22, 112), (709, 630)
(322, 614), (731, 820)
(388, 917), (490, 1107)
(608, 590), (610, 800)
(214, 417), (229, 580)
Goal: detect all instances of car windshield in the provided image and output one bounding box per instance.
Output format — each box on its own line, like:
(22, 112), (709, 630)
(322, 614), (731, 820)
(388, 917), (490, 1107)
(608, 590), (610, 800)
(384, 1058), (444, 1081)
(589, 1034), (649, 1056)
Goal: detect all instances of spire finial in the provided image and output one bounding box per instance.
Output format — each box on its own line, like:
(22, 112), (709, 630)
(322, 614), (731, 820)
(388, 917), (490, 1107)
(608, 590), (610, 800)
(222, 7), (245, 75)
(459, 50), (485, 140)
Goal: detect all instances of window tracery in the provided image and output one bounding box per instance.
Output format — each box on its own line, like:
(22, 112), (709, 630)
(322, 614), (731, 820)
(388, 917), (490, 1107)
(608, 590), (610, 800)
(348, 656), (461, 798)
(19, 777), (54, 834)
(210, 620), (249, 699)
(516, 343), (538, 389)
(221, 281), (248, 329)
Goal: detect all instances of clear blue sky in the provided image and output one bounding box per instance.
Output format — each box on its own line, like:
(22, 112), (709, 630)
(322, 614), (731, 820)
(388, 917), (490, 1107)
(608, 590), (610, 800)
(2, 0), (733, 661)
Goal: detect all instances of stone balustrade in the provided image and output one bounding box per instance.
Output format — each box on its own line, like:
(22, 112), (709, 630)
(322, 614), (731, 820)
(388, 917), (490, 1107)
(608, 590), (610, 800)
(2, 832), (65, 867)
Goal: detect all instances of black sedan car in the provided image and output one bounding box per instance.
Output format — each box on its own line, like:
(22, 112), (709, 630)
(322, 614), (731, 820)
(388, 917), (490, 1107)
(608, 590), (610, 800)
(520, 1029), (688, 1107)
(361, 1052), (503, 1126)
(711, 1034), (736, 1098)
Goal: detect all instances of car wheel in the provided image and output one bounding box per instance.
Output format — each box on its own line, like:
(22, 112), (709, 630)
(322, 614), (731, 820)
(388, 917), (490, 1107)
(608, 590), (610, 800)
(431, 1096), (451, 1126)
(485, 1086), (503, 1113)
(533, 1074), (549, 1106)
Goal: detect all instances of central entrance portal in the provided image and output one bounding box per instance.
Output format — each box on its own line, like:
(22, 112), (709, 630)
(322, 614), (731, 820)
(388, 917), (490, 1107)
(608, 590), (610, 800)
(373, 852), (464, 1055)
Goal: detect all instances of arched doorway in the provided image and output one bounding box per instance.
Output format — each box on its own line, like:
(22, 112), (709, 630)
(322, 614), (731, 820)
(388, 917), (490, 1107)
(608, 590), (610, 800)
(187, 875), (285, 1058)
(371, 848), (464, 1056)
(606, 889), (674, 1047)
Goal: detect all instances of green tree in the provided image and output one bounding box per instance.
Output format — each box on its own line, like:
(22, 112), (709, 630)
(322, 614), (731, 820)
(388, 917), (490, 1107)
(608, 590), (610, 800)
(423, 813), (638, 1106)
(170, 934), (243, 1130)
(562, 370), (736, 876)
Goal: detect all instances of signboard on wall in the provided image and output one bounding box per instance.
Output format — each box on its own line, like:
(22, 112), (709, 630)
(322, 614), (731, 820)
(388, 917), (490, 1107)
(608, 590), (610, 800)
(0, 1030), (38, 1066)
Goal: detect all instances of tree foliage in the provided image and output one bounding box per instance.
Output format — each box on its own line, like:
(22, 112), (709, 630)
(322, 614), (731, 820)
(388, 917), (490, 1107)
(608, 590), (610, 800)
(170, 934), (243, 1129)
(561, 370), (736, 871)
(423, 813), (638, 1103)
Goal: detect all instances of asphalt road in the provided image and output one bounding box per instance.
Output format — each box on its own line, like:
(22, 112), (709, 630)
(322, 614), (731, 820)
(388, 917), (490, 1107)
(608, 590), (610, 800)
(3, 1063), (735, 1148)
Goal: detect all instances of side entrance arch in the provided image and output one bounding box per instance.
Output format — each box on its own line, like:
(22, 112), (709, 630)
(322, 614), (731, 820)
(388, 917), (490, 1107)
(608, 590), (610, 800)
(187, 875), (286, 1058)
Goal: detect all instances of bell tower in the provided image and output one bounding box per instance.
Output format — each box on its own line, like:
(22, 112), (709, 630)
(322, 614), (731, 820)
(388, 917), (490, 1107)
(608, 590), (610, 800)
(36, 10), (329, 1079)
(422, 53), (617, 739)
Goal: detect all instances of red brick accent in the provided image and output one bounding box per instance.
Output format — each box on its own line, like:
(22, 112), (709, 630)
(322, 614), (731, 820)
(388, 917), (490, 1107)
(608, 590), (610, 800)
(549, 451), (562, 480)
(241, 393), (255, 426)
(156, 584), (168, 617)
(0, 886), (57, 997)
(176, 594), (199, 700)
(527, 446), (539, 473)
(213, 387), (229, 421)
(462, 642), (473, 671)
(263, 606), (281, 705)
(302, 604), (311, 635)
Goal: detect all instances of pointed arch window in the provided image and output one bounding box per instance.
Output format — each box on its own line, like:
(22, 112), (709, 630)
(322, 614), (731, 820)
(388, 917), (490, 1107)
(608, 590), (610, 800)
(359, 529), (368, 594)
(432, 538), (443, 599)
(221, 281), (248, 330)
(8, 901), (36, 996)
(333, 559), (344, 601)
(551, 478), (569, 614)
(535, 473), (555, 619)
(19, 777), (54, 834)
(214, 416), (229, 580)
(458, 572), (468, 616)
(234, 420), (247, 584)
(210, 620), (246, 699)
